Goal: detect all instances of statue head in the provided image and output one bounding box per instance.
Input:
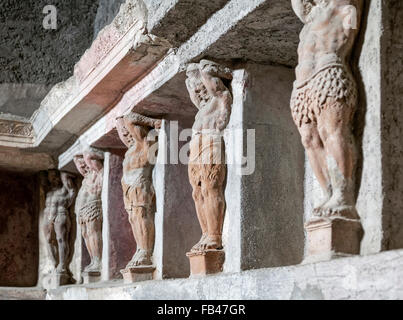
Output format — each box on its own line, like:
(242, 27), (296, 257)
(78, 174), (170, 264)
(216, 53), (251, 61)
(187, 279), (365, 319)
(116, 116), (133, 147)
(186, 63), (209, 109)
(60, 171), (76, 191)
(83, 147), (104, 173)
(73, 154), (89, 177)
(48, 169), (61, 188)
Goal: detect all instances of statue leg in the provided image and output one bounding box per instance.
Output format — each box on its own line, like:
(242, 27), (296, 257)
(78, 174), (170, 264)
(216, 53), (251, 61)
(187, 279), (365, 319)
(86, 219), (103, 271)
(189, 163), (208, 252)
(199, 164), (226, 251)
(317, 97), (358, 217)
(44, 220), (57, 268)
(135, 205), (155, 258)
(296, 120), (332, 212)
(54, 214), (71, 273)
(127, 206), (154, 266)
(81, 223), (93, 271)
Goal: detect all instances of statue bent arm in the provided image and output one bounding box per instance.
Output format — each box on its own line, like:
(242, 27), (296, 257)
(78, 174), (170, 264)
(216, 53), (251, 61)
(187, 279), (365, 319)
(291, 0), (314, 23)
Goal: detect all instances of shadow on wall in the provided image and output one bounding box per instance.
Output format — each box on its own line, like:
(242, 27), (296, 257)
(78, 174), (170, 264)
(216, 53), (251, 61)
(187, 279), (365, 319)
(0, 170), (40, 287)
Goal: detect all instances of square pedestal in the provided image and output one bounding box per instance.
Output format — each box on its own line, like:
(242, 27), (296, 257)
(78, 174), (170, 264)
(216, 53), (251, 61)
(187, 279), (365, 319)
(120, 266), (155, 284)
(43, 272), (71, 290)
(186, 250), (225, 276)
(82, 271), (101, 284)
(303, 216), (364, 264)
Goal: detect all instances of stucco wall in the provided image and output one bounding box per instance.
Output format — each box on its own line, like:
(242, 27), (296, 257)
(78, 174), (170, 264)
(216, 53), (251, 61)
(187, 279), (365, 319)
(240, 63), (305, 269)
(93, 0), (127, 39)
(224, 64), (305, 272)
(0, 0), (99, 85)
(107, 151), (135, 279)
(380, 0), (403, 250)
(0, 170), (39, 286)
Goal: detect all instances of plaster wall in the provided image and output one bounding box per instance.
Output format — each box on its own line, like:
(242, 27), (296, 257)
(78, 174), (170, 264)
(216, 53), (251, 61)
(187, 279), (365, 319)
(0, 170), (39, 286)
(224, 64), (305, 272)
(106, 150), (135, 279)
(155, 120), (200, 279)
(240, 63), (305, 269)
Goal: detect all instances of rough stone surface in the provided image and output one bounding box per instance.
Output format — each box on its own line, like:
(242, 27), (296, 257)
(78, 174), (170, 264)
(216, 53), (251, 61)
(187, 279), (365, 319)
(0, 170), (39, 287)
(240, 64), (305, 269)
(0, 287), (46, 300)
(380, 0), (403, 250)
(46, 249), (403, 300)
(0, 84), (52, 118)
(203, 0), (301, 66)
(0, 0), (98, 85)
(93, 0), (127, 40)
(107, 151), (136, 279)
(160, 121), (200, 279)
(146, 0), (229, 47)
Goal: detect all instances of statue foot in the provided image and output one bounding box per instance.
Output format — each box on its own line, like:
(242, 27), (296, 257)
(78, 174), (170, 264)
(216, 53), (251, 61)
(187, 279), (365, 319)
(85, 258), (101, 273)
(313, 197), (359, 220)
(190, 233), (208, 253)
(313, 194), (332, 216)
(198, 235), (223, 252)
(83, 260), (94, 273)
(126, 250), (152, 268)
(56, 264), (68, 274)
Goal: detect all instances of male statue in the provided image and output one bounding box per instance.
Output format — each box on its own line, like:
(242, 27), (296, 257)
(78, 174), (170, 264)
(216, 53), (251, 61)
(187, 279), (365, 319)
(116, 112), (161, 268)
(73, 147), (104, 274)
(291, 0), (362, 218)
(42, 170), (77, 278)
(185, 60), (233, 254)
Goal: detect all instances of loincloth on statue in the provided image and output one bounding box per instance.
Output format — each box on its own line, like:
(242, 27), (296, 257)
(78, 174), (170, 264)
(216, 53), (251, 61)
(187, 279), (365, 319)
(121, 167), (155, 212)
(188, 133), (226, 186)
(290, 66), (358, 127)
(46, 209), (69, 224)
(78, 200), (102, 225)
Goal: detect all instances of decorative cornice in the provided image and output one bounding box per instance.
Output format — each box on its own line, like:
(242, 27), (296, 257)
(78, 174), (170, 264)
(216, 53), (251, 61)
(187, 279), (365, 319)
(0, 118), (33, 138)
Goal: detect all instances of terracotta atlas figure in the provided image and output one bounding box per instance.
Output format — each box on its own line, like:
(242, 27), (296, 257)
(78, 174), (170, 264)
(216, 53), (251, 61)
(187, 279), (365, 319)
(116, 112), (161, 269)
(185, 60), (233, 255)
(42, 170), (77, 275)
(291, 0), (363, 218)
(73, 147), (104, 274)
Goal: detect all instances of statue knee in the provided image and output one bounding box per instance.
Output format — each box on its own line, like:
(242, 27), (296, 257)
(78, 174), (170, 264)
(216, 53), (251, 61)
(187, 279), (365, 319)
(301, 133), (322, 150)
(130, 207), (147, 222)
(128, 212), (137, 225)
(201, 185), (210, 198)
(81, 227), (87, 239)
(45, 230), (52, 242)
(192, 189), (202, 201)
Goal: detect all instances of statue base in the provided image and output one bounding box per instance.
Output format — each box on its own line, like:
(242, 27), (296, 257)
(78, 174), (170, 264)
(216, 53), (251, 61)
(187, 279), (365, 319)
(82, 271), (101, 284)
(302, 215), (363, 264)
(120, 266), (155, 284)
(186, 249), (225, 277)
(43, 271), (71, 290)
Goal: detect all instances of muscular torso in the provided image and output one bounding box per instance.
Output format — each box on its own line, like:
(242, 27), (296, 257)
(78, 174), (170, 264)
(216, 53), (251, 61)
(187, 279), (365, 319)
(44, 187), (70, 218)
(296, 4), (356, 85)
(122, 126), (156, 185)
(192, 92), (232, 134)
(76, 170), (103, 209)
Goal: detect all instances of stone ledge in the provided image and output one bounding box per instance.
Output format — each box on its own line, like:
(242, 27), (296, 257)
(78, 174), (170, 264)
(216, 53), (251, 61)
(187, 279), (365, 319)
(0, 287), (46, 300)
(46, 249), (403, 300)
